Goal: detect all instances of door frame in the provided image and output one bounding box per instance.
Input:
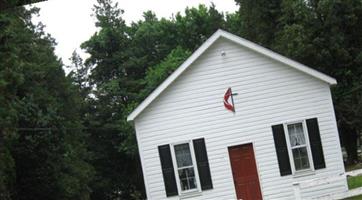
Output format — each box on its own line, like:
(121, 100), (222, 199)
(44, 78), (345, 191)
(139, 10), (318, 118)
(227, 142), (264, 199)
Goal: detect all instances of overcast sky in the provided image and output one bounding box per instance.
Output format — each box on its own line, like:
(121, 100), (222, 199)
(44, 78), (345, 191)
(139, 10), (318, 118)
(31, 0), (238, 70)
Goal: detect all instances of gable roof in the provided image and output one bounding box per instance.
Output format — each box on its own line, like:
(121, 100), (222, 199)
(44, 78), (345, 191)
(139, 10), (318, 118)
(127, 29), (337, 122)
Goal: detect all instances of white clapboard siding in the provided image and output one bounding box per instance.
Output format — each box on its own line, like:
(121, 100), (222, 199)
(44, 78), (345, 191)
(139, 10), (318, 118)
(134, 38), (347, 199)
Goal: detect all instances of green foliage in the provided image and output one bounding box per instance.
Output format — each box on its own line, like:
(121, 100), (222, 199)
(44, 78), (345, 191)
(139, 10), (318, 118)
(0, 0), (47, 9)
(174, 4), (226, 50)
(80, 1), (226, 198)
(233, 0), (362, 163)
(348, 175), (362, 190)
(68, 51), (89, 91)
(141, 47), (191, 98)
(0, 141), (15, 200)
(80, 0), (361, 196)
(234, 0), (283, 47)
(0, 6), (93, 200)
(2, 0), (361, 199)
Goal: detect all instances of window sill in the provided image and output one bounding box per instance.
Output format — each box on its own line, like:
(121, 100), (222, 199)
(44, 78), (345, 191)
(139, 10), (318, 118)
(293, 170), (315, 178)
(179, 191), (202, 199)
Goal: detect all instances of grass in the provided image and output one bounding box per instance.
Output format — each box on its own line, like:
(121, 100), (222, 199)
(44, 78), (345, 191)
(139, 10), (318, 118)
(345, 176), (362, 200)
(348, 175), (362, 190)
(344, 195), (362, 200)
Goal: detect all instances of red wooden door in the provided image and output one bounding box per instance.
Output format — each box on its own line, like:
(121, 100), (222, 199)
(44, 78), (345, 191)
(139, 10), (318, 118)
(228, 143), (262, 200)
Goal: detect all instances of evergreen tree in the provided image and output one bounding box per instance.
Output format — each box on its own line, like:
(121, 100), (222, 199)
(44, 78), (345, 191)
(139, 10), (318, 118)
(234, 0), (283, 47)
(0, 6), (93, 199)
(81, 0), (145, 199)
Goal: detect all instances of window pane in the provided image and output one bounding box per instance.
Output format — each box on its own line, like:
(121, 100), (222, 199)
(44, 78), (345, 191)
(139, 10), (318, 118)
(292, 147), (310, 171)
(178, 167), (197, 191)
(288, 123), (306, 147)
(174, 143), (193, 167)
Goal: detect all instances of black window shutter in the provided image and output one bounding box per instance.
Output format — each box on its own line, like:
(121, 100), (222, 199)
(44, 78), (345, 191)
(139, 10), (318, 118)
(272, 124), (292, 176)
(306, 118), (326, 170)
(158, 144), (178, 197)
(193, 138), (213, 190)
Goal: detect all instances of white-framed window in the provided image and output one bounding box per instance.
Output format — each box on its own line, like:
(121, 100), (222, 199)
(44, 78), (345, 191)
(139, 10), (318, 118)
(171, 141), (201, 194)
(284, 121), (314, 173)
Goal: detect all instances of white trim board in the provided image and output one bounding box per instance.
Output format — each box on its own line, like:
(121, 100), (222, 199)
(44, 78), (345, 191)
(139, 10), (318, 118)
(127, 29), (337, 122)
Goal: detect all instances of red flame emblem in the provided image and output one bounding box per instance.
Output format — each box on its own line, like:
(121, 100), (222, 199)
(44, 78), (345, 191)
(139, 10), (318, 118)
(224, 87), (235, 112)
